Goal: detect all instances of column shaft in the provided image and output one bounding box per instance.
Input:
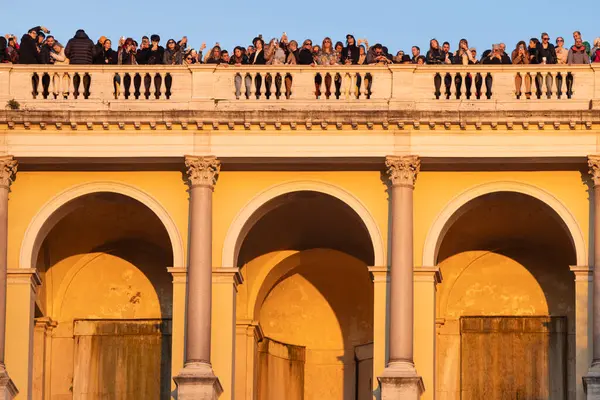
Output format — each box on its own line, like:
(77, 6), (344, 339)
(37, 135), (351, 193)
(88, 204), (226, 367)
(594, 184), (600, 365)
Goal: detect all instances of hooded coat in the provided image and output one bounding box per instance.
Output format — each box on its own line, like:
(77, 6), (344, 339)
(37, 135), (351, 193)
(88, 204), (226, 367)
(18, 33), (41, 64)
(65, 30), (94, 64)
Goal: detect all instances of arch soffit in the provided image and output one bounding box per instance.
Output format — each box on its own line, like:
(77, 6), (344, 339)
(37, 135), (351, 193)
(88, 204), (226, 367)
(422, 181), (587, 267)
(221, 180), (385, 269)
(19, 181), (185, 270)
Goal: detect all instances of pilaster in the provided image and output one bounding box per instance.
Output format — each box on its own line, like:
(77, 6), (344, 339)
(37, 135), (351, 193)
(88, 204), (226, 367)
(168, 267), (187, 397)
(32, 317), (56, 400)
(234, 320), (263, 400)
(368, 266), (389, 398)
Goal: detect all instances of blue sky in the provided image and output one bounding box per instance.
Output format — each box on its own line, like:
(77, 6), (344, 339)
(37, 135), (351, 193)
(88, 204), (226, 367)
(3, 0), (599, 53)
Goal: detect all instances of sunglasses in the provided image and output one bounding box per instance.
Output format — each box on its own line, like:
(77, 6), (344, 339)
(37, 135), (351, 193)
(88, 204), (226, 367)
(557, 39), (564, 42)
(186, 57), (193, 60)
(543, 37), (549, 40)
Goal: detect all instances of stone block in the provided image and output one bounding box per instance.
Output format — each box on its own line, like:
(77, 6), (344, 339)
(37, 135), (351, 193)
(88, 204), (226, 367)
(174, 362), (223, 400)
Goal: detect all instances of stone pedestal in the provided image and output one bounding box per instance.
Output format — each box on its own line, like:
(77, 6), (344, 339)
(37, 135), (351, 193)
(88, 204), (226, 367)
(379, 362), (424, 400)
(584, 371), (600, 399)
(174, 362), (223, 400)
(0, 366), (17, 400)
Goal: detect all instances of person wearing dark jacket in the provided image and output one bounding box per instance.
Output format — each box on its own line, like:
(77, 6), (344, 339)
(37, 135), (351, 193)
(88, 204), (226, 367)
(93, 39), (117, 64)
(536, 33), (557, 64)
(146, 34), (164, 65)
(249, 37), (266, 64)
(298, 39), (314, 65)
(136, 36), (150, 65)
(19, 27), (42, 64)
(65, 29), (94, 64)
(482, 44), (503, 64)
(426, 39), (445, 64)
(0, 37), (8, 63)
(40, 36), (56, 64)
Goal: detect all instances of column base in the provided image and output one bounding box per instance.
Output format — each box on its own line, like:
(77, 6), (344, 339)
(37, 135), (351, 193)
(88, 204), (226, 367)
(584, 365), (600, 399)
(378, 361), (424, 400)
(173, 362), (223, 400)
(0, 365), (18, 400)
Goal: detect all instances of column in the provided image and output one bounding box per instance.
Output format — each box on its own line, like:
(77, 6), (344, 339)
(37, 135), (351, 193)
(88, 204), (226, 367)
(211, 268), (242, 400)
(413, 267), (441, 400)
(571, 266), (593, 400)
(378, 155), (424, 400)
(174, 156), (223, 400)
(585, 155), (600, 399)
(0, 156), (18, 400)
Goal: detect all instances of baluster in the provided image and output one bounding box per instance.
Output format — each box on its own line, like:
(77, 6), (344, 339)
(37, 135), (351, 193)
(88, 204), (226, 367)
(154, 73), (163, 99)
(244, 73), (253, 99)
(254, 73), (263, 99)
(515, 72), (523, 99)
(475, 73), (483, 99)
(556, 72), (564, 99)
(566, 72), (574, 99)
(83, 73), (91, 99)
(113, 73), (121, 99)
(356, 73), (363, 99)
(234, 73), (242, 99)
(334, 72), (342, 99)
(73, 73), (81, 99)
(41, 73), (50, 99)
(284, 73), (293, 99)
(443, 73), (452, 99)
(534, 72), (543, 99)
(31, 73), (40, 99)
(264, 73), (272, 100)
(365, 73), (373, 99)
(144, 73), (152, 99)
(124, 73), (132, 99)
(343, 73), (352, 100)
(165, 73), (172, 99)
(484, 73), (493, 99)
(545, 72), (553, 99)
(454, 73), (463, 100)
(274, 73), (282, 100)
(324, 73), (333, 99)
(62, 72), (71, 99)
(52, 73), (60, 99)
(433, 73), (442, 99)
(524, 73), (532, 99)
(133, 73), (142, 99)
(465, 72), (473, 100)
(315, 73), (322, 99)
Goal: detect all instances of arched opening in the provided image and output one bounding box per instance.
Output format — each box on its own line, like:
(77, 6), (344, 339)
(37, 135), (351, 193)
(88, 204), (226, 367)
(234, 191), (376, 400)
(435, 192), (576, 400)
(32, 192), (174, 400)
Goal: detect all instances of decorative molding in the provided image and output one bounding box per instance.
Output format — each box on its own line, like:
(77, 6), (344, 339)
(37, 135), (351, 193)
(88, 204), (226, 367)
(589, 156), (600, 187)
(0, 156), (18, 190)
(184, 155), (221, 189)
(385, 155), (421, 188)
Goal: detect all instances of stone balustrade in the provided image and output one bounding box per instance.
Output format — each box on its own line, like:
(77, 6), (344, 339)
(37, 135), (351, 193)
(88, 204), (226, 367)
(1, 64), (599, 111)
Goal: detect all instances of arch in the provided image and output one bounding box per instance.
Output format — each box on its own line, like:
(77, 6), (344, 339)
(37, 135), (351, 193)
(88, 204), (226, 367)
(221, 180), (385, 268)
(422, 181), (587, 267)
(19, 181), (185, 270)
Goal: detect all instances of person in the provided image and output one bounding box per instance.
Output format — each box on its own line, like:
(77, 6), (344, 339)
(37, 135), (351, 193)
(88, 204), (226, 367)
(136, 36), (150, 64)
(536, 33), (557, 64)
(93, 36), (107, 59)
(555, 37), (568, 64)
(400, 54), (412, 64)
(367, 43), (390, 64)
(411, 46), (420, 63)
(205, 45), (222, 64)
(249, 36), (266, 64)
(469, 48), (479, 64)
(357, 44), (367, 65)
(230, 46), (249, 65)
(65, 29), (94, 64)
(498, 43), (511, 64)
(511, 41), (530, 65)
(512, 41), (531, 99)
(342, 34), (360, 65)
(317, 37), (338, 65)
(118, 37), (137, 65)
(442, 41), (453, 64)
(482, 44), (503, 64)
(183, 50), (196, 65)
(312, 44), (321, 63)
(220, 50), (230, 64)
(453, 39), (472, 64)
(5, 35), (19, 63)
(568, 37), (590, 64)
(163, 39), (183, 65)
(416, 55), (426, 65)
(145, 34), (164, 64)
(19, 27), (42, 64)
(528, 38), (539, 64)
(0, 37), (9, 63)
(286, 40), (299, 64)
(426, 39), (445, 64)
(298, 39), (314, 65)
(40, 35), (56, 64)
(93, 38), (117, 64)
(50, 41), (68, 65)
(591, 38), (600, 63)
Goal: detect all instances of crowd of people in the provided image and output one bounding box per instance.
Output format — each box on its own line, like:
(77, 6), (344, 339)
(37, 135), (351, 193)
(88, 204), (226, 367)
(2, 26), (600, 66)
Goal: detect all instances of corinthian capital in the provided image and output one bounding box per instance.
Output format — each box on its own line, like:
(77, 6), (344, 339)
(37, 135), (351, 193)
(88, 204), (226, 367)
(0, 156), (18, 190)
(184, 156), (221, 189)
(589, 156), (600, 187)
(385, 155), (420, 188)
